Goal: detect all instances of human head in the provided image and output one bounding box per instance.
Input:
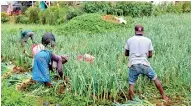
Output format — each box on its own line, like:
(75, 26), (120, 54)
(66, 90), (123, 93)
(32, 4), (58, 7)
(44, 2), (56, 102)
(135, 24), (144, 35)
(42, 39), (56, 48)
(50, 40), (56, 48)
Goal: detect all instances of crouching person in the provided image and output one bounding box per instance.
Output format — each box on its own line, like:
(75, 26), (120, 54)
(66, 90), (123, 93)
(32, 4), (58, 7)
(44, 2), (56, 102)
(20, 28), (36, 47)
(32, 50), (68, 87)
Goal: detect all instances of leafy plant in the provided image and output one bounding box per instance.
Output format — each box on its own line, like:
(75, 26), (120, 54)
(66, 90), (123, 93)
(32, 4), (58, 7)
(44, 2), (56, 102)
(152, 4), (168, 16)
(82, 1), (111, 14)
(1, 12), (9, 23)
(1, 82), (38, 106)
(15, 15), (29, 24)
(182, 1), (191, 13)
(66, 7), (84, 21)
(107, 8), (123, 16)
(25, 7), (40, 23)
(166, 3), (183, 14)
(39, 6), (67, 25)
(57, 13), (132, 35)
(115, 2), (153, 17)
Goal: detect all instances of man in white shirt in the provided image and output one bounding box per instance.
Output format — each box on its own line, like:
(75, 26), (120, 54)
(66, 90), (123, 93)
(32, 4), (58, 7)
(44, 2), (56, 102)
(125, 25), (169, 102)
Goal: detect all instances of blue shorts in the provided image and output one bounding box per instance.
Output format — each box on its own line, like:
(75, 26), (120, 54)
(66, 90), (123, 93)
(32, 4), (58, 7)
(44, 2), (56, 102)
(128, 64), (157, 85)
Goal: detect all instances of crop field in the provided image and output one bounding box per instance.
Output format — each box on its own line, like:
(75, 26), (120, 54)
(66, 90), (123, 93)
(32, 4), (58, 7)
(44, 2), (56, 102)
(1, 13), (191, 105)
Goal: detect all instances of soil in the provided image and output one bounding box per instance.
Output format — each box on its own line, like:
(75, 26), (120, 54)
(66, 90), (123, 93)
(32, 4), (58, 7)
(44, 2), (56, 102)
(95, 91), (186, 106)
(16, 78), (36, 91)
(12, 66), (25, 73)
(2, 64), (188, 105)
(102, 15), (120, 24)
(57, 76), (71, 94)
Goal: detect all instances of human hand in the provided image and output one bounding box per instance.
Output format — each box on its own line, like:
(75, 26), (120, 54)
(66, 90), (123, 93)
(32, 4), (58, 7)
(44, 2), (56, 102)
(61, 55), (69, 64)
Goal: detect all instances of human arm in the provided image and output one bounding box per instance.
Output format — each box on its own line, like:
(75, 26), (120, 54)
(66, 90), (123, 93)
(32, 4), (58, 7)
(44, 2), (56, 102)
(125, 50), (129, 56)
(125, 40), (129, 56)
(51, 54), (63, 79)
(23, 50), (33, 58)
(148, 40), (153, 58)
(20, 31), (25, 47)
(148, 51), (152, 58)
(20, 30), (28, 41)
(20, 31), (24, 40)
(21, 39), (24, 47)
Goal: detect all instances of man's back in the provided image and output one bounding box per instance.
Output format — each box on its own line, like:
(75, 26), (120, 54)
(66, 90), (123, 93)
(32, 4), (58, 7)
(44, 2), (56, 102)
(42, 32), (55, 42)
(125, 35), (153, 67)
(21, 30), (32, 37)
(41, 32), (56, 47)
(125, 25), (169, 101)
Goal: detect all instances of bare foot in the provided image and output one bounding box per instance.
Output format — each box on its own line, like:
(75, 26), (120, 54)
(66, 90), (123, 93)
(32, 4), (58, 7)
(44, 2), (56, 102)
(44, 82), (53, 88)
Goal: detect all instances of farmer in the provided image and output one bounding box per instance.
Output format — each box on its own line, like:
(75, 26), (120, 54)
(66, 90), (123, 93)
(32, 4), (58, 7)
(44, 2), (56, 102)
(20, 28), (35, 47)
(41, 32), (56, 48)
(32, 50), (68, 87)
(24, 43), (45, 58)
(16, 44), (46, 91)
(125, 25), (169, 101)
(24, 40), (56, 70)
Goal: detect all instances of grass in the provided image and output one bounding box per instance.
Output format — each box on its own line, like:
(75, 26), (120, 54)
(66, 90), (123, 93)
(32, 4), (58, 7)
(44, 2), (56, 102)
(1, 13), (191, 105)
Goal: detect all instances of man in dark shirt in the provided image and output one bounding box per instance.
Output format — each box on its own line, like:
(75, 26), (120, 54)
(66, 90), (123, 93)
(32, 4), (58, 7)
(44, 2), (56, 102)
(41, 32), (56, 48)
(20, 28), (35, 47)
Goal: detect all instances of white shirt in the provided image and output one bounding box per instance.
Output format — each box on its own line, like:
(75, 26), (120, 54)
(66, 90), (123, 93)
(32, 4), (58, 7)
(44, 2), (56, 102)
(125, 35), (153, 67)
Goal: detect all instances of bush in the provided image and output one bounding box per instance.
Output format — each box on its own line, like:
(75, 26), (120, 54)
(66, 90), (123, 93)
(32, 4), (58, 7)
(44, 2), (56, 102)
(107, 8), (123, 16)
(34, 1), (39, 8)
(166, 3), (183, 14)
(56, 1), (70, 7)
(115, 2), (153, 17)
(182, 1), (191, 13)
(39, 10), (46, 24)
(1, 12), (9, 23)
(57, 13), (133, 35)
(81, 1), (153, 17)
(152, 3), (168, 16)
(45, 6), (60, 25)
(15, 15), (29, 24)
(25, 7), (40, 23)
(153, 2), (189, 16)
(139, 2), (153, 16)
(82, 2), (111, 14)
(21, 6), (28, 14)
(39, 6), (67, 25)
(66, 7), (84, 21)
